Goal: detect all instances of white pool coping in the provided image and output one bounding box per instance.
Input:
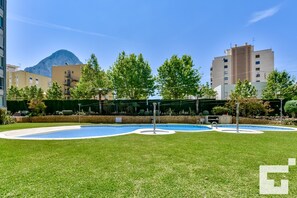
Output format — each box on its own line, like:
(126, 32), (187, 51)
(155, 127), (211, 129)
(213, 127), (264, 134)
(134, 128), (176, 135)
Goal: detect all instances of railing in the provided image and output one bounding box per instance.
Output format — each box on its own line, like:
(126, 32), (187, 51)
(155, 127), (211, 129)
(63, 81), (71, 86)
(211, 122), (218, 129)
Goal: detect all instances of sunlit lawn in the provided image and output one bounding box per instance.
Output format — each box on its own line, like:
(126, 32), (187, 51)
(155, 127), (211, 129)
(1, 123), (297, 197)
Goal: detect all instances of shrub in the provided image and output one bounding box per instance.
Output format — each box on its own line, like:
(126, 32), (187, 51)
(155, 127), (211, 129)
(284, 100), (297, 117)
(28, 99), (47, 116)
(0, 108), (15, 125)
(202, 110), (209, 116)
(212, 106), (229, 115)
(62, 110), (74, 115)
(138, 109), (145, 116)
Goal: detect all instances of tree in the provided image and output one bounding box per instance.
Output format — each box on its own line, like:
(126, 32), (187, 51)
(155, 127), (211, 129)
(46, 81), (63, 100)
(71, 54), (110, 99)
(262, 70), (296, 100)
(109, 52), (155, 99)
(157, 55), (201, 99)
(230, 80), (257, 99)
(201, 82), (217, 99)
(7, 86), (21, 100)
(225, 80), (272, 117)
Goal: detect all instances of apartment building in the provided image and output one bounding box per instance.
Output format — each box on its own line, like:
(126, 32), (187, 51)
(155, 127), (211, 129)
(6, 64), (51, 91)
(0, 0), (6, 107)
(210, 43), (274, 99)
(52, 64), (113, 100)
(52, 64), (84, 99)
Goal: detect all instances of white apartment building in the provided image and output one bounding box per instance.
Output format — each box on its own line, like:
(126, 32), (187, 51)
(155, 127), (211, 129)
(210, 43), (274, 99)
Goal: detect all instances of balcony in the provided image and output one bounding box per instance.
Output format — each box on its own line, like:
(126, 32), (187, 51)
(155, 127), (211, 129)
(64, 90), (70, 95)
(64, 81), (71, 86)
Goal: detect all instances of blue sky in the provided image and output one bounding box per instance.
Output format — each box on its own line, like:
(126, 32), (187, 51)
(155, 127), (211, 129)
(7, 0), (297, 84)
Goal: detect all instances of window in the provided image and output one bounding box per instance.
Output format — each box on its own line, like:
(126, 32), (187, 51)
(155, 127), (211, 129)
(256, 80), (260, 82)
(29, 77), (33, 83)
(36, 79), (39, 84)
(255, 61), (260, 65)
(223, 58), (228, 63)
(255, 54), (260, 58)
(256, 74), (260, 77)
(224, 77), (228, 80)
(0, 37), (3, 49)
(224, 71), (228, 75)
(0, 16), (3, 29)
(0, 56), (3, 70)
(0, 77), (3, 89)
(72, 71), (74, 74)
(210, 67), (213, 71)
(255, 67), (260, 71)
(0, 0), (3, 8)
(224, 65), (228, 69)
(64, 71), (66, 74)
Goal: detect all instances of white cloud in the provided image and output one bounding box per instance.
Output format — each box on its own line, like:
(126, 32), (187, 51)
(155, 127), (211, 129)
(248, 5), (281, 25)
(8, 14), (115, 39)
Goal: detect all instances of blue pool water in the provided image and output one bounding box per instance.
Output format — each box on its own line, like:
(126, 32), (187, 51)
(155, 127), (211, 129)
(217, 124), (296, 131)
(21, 124), (212, 139)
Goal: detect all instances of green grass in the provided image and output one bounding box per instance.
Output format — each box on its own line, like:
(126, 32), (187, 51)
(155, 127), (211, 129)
(1, 123), (297, 197)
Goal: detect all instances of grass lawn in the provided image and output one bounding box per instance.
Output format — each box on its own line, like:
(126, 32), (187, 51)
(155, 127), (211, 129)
(1, 123), (297, 197)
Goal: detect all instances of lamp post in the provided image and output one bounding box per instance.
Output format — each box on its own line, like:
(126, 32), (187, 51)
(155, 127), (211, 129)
(277, 91), (283, 124)
(236, 102), (240, 133)
(153, 102), (157, 134)
(78, 103), (81, 123)
(158, 101), (161, 123)
(280, 98), (283, 124)
(98, 88), (103, 114)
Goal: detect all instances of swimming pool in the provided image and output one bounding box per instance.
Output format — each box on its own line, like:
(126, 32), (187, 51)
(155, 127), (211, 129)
(216, 124), (297, 131)
(14, 124), (212, 140)
(0, 124), (296, 140)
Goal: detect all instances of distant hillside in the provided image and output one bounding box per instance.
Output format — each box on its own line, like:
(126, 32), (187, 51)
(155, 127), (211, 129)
(24, 49), (83, 77)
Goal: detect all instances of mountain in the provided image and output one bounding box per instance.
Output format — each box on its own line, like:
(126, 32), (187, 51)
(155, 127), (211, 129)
(24, 49), (83, 77)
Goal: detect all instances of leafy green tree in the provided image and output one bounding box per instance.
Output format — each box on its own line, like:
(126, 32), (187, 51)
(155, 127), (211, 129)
(71, 54), (111, 99)
(201, 82), (217, 99)
(262, 70), (296, 100)
(7, 86), (21, 100)
(46, 82), (63, 100)
(230, 80), (257, 99)
(109, 52), (155, 99)
(16, 85), (44, 100)
(225, 80), (272, 116)
(157, 55), (201, 99)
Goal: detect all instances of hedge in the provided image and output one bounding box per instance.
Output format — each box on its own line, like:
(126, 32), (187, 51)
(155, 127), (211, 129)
(7, 99), (281, 116)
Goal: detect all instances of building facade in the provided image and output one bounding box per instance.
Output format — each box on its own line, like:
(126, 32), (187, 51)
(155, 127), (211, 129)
(211, 43), (274, 99)
(6, 64), (52, 91)
(0, 0), (6, 107)
(52, 64), (84, 99)
(52, 64), (113, 100)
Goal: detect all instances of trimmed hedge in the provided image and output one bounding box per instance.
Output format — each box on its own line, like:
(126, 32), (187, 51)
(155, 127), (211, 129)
(7, 99), (280, 116)
(8, 99), (225, 115)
